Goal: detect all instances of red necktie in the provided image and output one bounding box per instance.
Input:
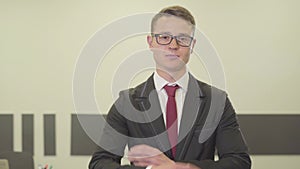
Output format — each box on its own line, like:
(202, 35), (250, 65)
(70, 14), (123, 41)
(164, 85), (179, 157)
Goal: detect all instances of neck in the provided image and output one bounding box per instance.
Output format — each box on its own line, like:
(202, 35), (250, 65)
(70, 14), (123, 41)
(156, 67), (186, 83)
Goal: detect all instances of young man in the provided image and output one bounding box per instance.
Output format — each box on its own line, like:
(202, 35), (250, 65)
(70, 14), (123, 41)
(89, 6), (251, 169)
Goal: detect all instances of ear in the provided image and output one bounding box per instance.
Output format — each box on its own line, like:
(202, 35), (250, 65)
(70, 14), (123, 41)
(147, 35), (154, 48)
(190, 39), (196, 54)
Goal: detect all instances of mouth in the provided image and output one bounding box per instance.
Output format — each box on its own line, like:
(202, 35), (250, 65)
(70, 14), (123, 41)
(165, 54), (179, 59)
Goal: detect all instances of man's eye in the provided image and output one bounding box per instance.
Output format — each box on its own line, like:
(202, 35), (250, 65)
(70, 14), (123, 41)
(160, 35), (170, 39)
(177, 36), (190, 41)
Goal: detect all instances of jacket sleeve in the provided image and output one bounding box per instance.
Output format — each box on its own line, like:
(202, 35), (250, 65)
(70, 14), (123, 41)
(88, 92), (146, 169)
(187, 97), (251, 169)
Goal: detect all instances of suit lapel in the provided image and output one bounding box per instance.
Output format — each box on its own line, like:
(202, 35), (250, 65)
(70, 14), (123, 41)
(176, 74), (206, 160)
(134, 75), (173, 157)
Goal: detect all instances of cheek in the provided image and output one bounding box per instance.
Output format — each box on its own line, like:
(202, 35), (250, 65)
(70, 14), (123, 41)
(180, 49), (191, 62)
(183, 55), (190, 64)
(151, 46), (169, 56)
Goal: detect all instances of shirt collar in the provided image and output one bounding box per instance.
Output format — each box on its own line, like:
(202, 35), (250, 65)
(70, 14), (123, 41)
(154, 71), (189, 92)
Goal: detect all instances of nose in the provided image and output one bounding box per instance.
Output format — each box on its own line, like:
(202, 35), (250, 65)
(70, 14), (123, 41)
(168, 38), (179, 49)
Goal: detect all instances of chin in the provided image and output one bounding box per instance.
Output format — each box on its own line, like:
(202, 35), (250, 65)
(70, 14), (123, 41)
(160, 64), (186, 73)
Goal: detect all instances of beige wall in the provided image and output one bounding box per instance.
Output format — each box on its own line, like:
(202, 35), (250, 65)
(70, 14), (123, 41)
(1, 0), (299, 168)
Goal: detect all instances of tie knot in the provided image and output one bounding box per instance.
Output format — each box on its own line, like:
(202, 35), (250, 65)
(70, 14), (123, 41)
(164, 85), (179, 97)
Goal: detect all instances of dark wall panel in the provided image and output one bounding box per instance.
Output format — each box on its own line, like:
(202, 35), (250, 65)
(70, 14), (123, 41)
(44, 114), (56, 155)
(22, 114), (34, 155)
(0, 115), (13, 152)
(1, 113), (299, 156)
(71, 114), (103, 155)
(238, 114), (300, 154)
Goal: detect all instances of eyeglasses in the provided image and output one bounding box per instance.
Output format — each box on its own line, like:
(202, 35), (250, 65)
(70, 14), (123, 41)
(152, 33), (193, 47)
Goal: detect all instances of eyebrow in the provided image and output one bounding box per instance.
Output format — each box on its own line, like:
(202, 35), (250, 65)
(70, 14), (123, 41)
(157, 32), (192, 37)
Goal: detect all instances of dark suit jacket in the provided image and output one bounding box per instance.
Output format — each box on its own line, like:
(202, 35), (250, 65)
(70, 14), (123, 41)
(89, 74), (251, 169)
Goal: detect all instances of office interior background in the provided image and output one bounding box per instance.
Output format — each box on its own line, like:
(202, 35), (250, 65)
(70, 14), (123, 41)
(0, 0), (299, 169)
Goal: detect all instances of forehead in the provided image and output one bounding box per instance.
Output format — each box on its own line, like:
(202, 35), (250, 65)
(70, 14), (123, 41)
(153, 16), (194, 35)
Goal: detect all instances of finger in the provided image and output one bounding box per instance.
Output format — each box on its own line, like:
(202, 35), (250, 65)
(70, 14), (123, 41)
(128, 156), (160, 166)
(127, 146), (162, 158)
(175, 162), (200, 169)
(128, 156), (149, 163)
(129, 144), (162, 157)
(128, 156), (144, 162)
(131, 160), (152, 167)
(130, 144), (157, 153)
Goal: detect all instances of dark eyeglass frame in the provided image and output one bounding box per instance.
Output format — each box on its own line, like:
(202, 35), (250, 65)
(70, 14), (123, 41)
(152, 33), (194, 47)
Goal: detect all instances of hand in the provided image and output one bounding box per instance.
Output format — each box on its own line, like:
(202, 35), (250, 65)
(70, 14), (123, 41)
(127, 144), (201, 169)
(127, 144), (175, 167)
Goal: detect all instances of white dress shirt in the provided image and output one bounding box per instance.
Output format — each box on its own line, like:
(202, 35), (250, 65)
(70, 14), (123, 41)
(153, 71), (189, 131)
